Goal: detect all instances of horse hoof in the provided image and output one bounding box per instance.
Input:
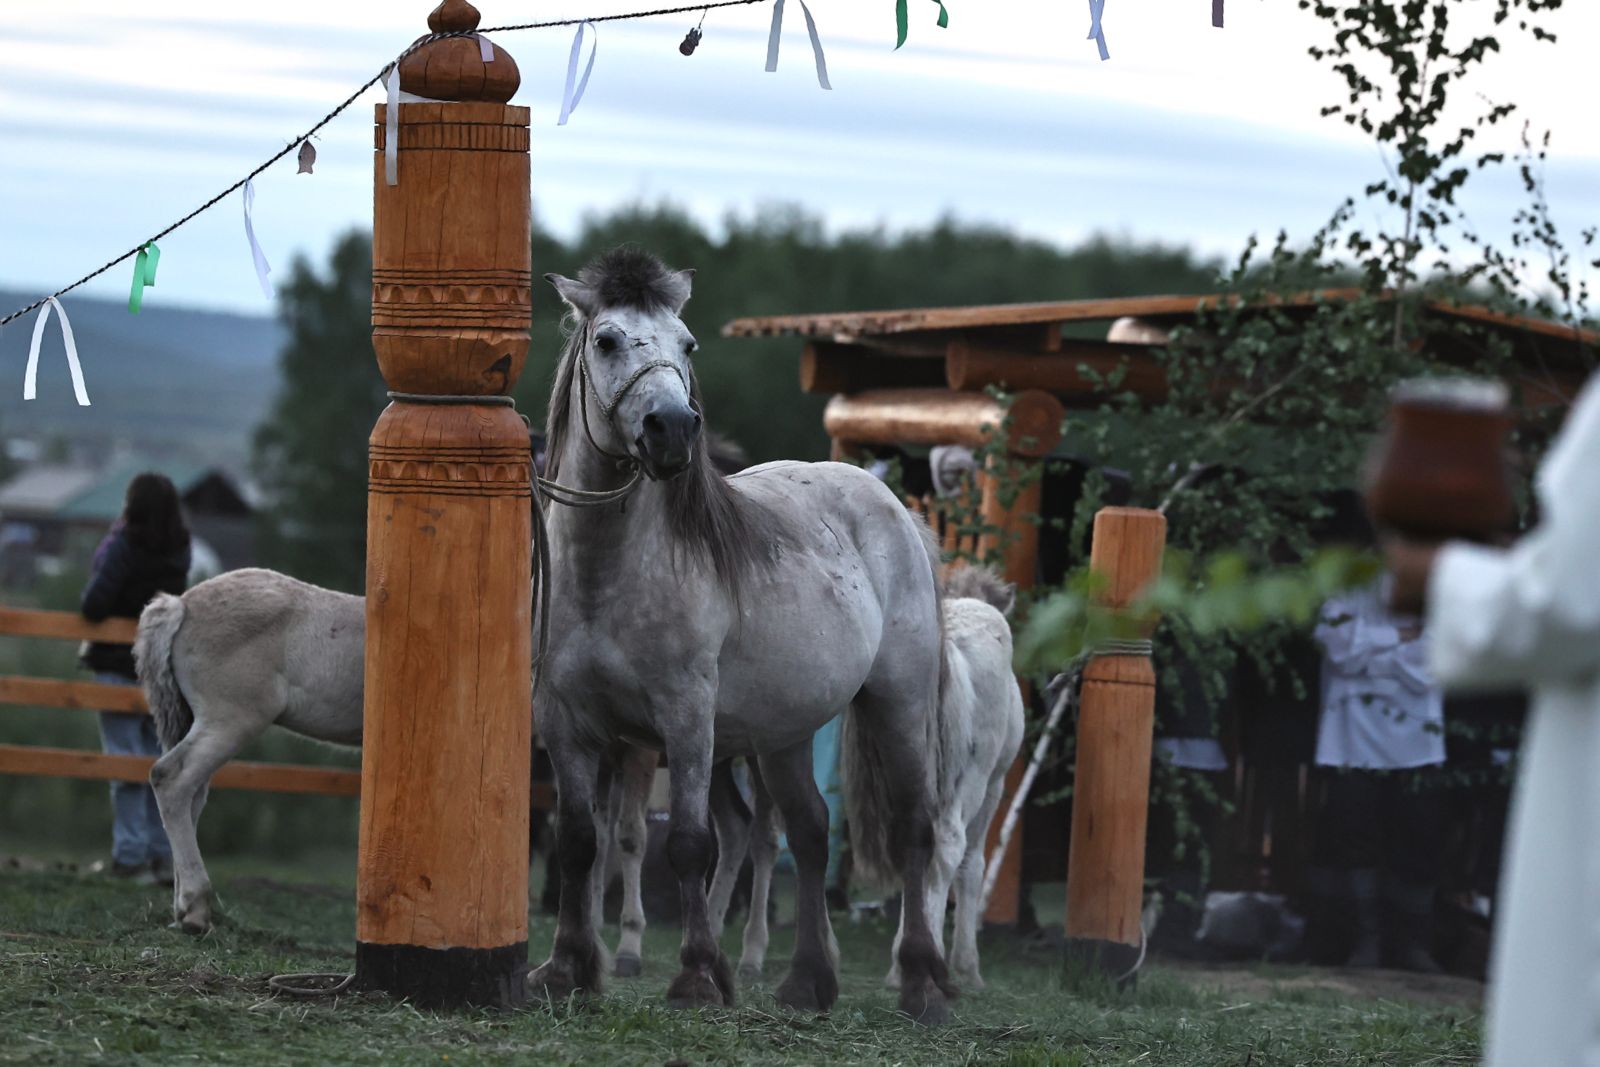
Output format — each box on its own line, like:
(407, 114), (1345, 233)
(954, 969), (985, 992)
(613, 953), (643, 979)
(899, 979), (955, 1026)
(527, 961), (592, 1004)
(737, 962), (764, 983)
(665, 968), (732, 1009)
(883, 969), (903, 991)
(775, 967), (839, 1014)
(172, 899), (212, 935)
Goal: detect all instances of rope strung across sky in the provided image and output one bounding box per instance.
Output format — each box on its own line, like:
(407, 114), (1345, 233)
(0, 0), (770, 330)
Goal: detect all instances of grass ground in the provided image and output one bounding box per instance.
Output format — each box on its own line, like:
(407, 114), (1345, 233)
(0, 854), (1483, 1066)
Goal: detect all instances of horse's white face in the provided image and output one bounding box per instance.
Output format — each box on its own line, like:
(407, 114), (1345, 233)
(548, 271), (703, 480)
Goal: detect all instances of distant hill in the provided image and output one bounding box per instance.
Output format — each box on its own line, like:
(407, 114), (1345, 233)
(0, 289), (283, 471)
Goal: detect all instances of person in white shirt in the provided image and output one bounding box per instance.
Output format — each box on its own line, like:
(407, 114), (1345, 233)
(1384, 373), (1600, 1066)
(1309, 579), (1447, 971)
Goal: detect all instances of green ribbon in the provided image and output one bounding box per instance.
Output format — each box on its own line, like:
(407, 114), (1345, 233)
(895, 0), (948, 50)
(128, 242), (160, 314)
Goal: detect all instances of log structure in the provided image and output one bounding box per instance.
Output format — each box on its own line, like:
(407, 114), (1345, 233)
(1064, 507), (1166, 979)
(356, 0), (533, 1009)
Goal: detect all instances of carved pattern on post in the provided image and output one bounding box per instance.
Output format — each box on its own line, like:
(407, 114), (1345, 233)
(369, 444), (533, 498)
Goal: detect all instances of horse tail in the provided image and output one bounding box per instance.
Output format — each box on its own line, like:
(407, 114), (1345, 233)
(841, 511), (951, 890)
(134, 593), (193, 752)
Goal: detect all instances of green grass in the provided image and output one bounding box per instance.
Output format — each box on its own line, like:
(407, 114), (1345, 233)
(0, 858), (1482, 1066)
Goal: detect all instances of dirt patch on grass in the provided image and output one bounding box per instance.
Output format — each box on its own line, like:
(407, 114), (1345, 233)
(1166, 959), (1484, 1009)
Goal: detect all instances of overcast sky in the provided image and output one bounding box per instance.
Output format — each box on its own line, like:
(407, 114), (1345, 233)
(1, 0), (1595, 317)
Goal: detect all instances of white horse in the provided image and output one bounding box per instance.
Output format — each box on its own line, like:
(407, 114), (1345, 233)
(134, 569), (363, 933)
(531, 248), (955, 1022)
(603, 564), (1024, 992)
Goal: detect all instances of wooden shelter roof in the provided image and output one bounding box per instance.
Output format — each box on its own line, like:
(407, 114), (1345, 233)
(723, 288), (1595, 415)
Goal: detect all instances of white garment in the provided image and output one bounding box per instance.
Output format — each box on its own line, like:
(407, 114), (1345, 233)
(1313, 584), (1445, 769)
(1425, 374), (1600, 1067)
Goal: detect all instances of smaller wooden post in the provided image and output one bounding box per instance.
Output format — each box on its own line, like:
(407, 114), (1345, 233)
(1064, 507), (1166, 977)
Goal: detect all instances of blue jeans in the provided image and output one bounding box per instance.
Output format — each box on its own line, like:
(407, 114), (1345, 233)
(97, 673), (171, 867)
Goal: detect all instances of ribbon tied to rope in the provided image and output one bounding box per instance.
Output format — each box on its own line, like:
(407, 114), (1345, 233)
(895, 0), (948, 50)
(242, 180), (272, 297)
(1087, 0), (1109, 60)
(127, 242), (160, 314)
(765, 0), (831, 90)
(24, 297), (89, 405)
(558, 21), (599, 125)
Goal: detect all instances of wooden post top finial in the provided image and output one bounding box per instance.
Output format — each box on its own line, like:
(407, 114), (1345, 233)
(401, 0), (520, 102)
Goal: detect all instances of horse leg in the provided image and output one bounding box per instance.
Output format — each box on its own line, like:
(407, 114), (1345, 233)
(850, 687), (958, 1024)
(706, 759), (752, 940)
(591, 758), (616, 976)
(148, 715), (254, 933)
(528, 739), (607, 1002)
(738, 760), (778, 981)
(662, 727), (735, 1008)
(950, 785), (1005, 989)
(613, 745), (657, 978)
(760, 739), (840, 1014)
(886, 813), (962, 989)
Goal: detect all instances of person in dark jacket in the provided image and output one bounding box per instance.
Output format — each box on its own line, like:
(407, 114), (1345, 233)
(80, 472), (192, 881)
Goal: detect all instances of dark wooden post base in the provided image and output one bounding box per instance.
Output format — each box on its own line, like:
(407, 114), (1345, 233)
(355, 941), (530, 1009)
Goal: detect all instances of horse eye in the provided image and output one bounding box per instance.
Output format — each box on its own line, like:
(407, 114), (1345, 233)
(596, 333), (618, 353)
(684, 339), (699, 355)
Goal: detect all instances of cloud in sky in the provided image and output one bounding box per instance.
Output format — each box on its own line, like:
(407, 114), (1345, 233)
(0, 0), (1595, 315)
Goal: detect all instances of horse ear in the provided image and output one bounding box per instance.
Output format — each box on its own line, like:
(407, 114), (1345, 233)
(664, 268), (695, 315)
(545, 273), (598, 318)
(998, 581), (1017, 618)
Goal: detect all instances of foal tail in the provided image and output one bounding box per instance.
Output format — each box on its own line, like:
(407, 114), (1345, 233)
(841, 513), (950, 890)
(134, 593), (194, 752)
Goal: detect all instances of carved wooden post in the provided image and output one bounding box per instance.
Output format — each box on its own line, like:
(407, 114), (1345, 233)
(355, 0), (533, 1008)
(1064, 506), (1166, 978)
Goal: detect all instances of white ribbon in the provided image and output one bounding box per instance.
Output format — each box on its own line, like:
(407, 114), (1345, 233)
(25, 297), (89, 406)
(384, 64), (448, 186)
(765, 0), (831, 90)
(475, 33), (495, 62)
(557, 22), (597, 126)
(1087, 0), (1109, 61)
(242, 179), (272, 298)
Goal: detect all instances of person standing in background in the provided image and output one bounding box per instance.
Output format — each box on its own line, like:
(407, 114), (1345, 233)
(1308, 579), (1446, 972)
(80, 473), (192, 883)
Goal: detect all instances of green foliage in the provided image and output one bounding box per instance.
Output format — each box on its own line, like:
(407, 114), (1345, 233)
(1016, 547), (1382, 675)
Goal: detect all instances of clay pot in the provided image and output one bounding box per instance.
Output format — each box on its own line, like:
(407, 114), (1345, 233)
(1363, 378), (1515, 542)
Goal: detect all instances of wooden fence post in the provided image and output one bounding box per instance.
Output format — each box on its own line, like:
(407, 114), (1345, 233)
(977, 454), (1043, 927)
(355, 0), (533, 1008)
(1064, 506), (1166, 977)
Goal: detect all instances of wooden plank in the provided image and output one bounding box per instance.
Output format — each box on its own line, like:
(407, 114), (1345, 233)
(0, 744), (359, 795)
(0, 607), (138, 644)
(0, 742), (556, 809)
(0, 675), (147, 713)
(946, 339), (1170, 401)
(800, 342), (945, 395)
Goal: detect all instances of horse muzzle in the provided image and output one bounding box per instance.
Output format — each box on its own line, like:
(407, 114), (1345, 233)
(636, 405), (701, 480)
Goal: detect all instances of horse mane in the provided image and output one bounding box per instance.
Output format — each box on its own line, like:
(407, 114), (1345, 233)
(544, 247), (787, 597)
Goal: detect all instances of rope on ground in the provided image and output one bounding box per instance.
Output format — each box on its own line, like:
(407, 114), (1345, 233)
(267, 972), (357, 998)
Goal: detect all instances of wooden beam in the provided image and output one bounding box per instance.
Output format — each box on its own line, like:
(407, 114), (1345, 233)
(946, 339), (1170, 402)
(0, 676), (147, 713)
(822, 389), (1064, 458)
(0, 745), (554, 809)
(0, 608), (138, 644)
(0, 744), (360, 795)
(800, 343), (945, 395)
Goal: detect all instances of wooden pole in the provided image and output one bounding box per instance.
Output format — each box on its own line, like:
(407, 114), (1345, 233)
(356, 0), (533, 1008)
(976, 453), (1044, 926)
(1064, 507), (1166, 978)
(822, 388), (1064, 457)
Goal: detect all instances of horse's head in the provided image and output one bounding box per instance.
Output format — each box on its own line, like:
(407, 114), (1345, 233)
(547, 256), (702, 481)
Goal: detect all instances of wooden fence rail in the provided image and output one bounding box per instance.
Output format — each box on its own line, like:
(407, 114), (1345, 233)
(0, 605), (358, 798)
